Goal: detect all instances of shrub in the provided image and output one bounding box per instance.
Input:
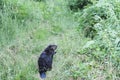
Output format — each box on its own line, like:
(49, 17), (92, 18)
(76, 4), (110, 39)
(68, 0), (92, 11)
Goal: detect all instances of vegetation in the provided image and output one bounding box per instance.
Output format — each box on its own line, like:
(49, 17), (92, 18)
(0, 0), (120, 80)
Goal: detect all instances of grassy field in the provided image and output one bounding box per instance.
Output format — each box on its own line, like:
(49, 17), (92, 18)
(0, 0), (120, 80)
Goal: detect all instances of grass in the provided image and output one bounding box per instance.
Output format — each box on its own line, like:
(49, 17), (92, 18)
(0, 0), (120, 80)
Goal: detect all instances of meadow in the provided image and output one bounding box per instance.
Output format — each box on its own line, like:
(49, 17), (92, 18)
(0, 0), (120, 80)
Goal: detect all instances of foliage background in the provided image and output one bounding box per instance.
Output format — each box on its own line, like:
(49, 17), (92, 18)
(0, 0), (120, 80)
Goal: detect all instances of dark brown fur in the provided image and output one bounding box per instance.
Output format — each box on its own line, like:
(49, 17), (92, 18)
(38, 45), (57, 78)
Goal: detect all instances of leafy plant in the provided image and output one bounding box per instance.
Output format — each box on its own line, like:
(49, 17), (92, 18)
(76, 4), (110, 39)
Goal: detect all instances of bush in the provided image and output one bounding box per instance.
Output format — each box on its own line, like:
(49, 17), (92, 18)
(76, 4), (110, 39)
(76, 2), (120, 79)
(68, 0), (92, 11)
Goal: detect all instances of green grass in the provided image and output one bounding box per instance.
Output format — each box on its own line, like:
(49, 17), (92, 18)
(0, 0), (120, 80)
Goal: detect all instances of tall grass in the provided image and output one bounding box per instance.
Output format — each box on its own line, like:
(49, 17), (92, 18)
(0, 0), (120, 80)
